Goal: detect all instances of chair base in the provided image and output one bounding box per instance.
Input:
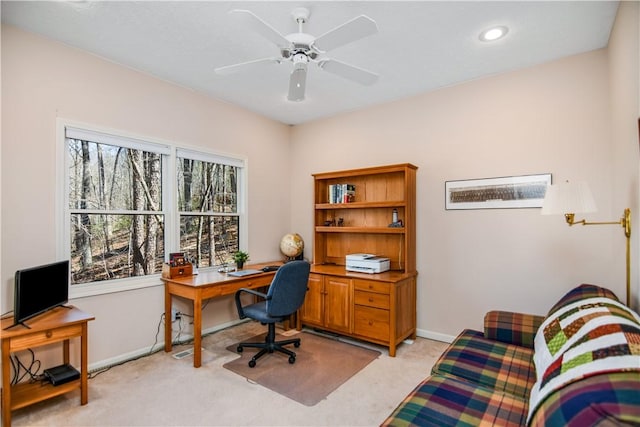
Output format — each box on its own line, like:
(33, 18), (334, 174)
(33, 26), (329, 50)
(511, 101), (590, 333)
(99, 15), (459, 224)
(237, 323), (300, 367)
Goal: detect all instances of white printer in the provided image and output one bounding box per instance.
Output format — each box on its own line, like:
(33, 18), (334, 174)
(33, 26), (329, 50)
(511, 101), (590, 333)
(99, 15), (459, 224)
(345, 254), (390, 274)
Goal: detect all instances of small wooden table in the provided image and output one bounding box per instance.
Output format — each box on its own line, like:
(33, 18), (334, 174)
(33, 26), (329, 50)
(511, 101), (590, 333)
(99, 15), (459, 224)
(1, 306), (94, 427)
(161, 262), (281, 368)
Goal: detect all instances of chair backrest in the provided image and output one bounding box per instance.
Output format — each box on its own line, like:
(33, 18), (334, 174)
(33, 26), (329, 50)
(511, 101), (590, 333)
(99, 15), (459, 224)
(266, 261), (311, 317)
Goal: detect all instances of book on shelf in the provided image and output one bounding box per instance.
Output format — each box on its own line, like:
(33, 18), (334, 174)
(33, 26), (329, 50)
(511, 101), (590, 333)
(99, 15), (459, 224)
(328, 184), (355, 204)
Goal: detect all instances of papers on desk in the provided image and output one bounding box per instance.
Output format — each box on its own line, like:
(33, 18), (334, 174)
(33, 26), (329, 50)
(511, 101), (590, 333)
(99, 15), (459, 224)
(227, 269), (263, 277)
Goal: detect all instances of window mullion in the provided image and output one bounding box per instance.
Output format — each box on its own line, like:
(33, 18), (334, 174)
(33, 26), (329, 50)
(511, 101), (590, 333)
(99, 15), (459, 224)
(68, 209), (163, 216)
(165, 149), (177, 263)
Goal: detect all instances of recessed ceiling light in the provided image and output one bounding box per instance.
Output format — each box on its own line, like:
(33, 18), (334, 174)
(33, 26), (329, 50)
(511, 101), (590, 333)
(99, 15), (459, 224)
(479, 26), (509, 42)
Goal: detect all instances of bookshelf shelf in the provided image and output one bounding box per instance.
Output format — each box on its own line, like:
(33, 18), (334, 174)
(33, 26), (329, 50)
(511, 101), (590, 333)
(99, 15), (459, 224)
(315, 201), (406, 209)
(315, 226), (405, 234)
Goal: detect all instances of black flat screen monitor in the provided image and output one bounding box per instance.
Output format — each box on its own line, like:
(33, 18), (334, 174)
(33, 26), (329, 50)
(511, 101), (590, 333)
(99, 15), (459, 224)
(13, 260), (69, 326)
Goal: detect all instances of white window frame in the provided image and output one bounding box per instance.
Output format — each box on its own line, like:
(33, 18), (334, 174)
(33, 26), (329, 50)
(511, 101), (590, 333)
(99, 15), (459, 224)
(56, 119), (247, 299)
(176, 148), (247, 266)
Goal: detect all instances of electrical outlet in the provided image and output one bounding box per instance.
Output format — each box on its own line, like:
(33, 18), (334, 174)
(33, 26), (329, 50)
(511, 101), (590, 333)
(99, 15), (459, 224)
(171, 308), (181, 322)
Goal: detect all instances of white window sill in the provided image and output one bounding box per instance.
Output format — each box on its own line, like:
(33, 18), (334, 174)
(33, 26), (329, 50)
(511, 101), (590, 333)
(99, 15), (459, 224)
(70, 274), (164, 299)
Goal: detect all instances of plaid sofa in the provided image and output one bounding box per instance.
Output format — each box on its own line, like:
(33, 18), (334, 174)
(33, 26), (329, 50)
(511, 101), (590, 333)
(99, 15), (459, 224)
(382, 284), (640, 426)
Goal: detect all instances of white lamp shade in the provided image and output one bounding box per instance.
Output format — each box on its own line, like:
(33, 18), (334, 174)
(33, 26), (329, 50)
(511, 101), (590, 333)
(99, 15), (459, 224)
(541, 181), (597, 215)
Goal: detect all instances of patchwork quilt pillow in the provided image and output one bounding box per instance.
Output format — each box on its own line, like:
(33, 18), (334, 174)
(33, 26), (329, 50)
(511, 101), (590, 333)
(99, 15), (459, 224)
(546, 283), (620, 316)
(528, 284), (640, 424)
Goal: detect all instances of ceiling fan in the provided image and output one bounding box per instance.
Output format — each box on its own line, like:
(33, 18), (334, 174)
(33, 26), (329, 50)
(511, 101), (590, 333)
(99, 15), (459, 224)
(214, 7), (379, 102)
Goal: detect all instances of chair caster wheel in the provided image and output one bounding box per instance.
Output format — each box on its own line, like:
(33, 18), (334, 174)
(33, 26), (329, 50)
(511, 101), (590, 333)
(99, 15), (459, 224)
(249, 360), (256, 368)
(289, 356), (296, 364)
(294, 341), (301, 348)
(237, 345), (243, 353)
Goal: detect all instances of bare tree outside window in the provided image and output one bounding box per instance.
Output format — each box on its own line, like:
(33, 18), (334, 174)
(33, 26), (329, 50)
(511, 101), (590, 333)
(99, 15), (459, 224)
(67, 139), (164, 284)
(177, 160), (239, 268)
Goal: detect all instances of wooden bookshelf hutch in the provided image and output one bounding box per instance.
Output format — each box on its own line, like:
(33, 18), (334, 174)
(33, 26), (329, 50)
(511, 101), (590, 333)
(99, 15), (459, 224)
(300, 163), (418, 356)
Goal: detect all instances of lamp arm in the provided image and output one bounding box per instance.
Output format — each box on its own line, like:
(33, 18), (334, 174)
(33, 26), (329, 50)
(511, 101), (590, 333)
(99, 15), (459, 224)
(564, 209), (631, 238)
(564, 208), (632, 307)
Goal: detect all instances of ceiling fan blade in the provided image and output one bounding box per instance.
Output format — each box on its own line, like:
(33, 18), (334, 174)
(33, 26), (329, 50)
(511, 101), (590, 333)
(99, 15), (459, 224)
(318, 59), (378, 86)
(313, 15), (378, 53)
(288, 65), (307, 102)
(230, 9), (291, 47)
(214, 58), (280, 75)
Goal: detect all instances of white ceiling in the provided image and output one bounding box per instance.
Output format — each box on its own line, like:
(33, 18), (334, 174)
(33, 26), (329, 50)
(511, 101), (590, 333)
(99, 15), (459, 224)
(2, 1), (619, 125)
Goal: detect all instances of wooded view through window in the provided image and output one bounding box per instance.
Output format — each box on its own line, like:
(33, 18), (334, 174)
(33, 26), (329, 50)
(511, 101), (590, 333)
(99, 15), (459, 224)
(66, 128), (243, 287)
(68, 139), (165, 284)
(177, 159), (239, 268)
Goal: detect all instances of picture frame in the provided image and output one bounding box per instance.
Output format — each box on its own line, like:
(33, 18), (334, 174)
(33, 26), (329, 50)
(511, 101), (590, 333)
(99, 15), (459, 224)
(445, 173), (552, 210)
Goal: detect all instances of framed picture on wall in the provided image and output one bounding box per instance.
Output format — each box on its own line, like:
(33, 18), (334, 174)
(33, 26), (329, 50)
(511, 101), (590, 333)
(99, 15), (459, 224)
(445, 173), (552, 210)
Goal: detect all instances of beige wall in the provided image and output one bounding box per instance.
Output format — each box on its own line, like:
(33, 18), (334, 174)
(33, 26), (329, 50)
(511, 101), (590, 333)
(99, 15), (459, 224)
(1, 2), (638, 366)
(290, 4), (640, 338)
(1, 26), (291, 364)
(609, 1), (640, 310)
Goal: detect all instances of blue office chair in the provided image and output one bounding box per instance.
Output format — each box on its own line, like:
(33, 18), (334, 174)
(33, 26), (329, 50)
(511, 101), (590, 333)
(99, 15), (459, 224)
(234, 260), (311, 368)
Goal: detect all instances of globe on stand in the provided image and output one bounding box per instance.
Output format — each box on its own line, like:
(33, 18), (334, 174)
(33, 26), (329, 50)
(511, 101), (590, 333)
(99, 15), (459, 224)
(280, 233), (304, 262)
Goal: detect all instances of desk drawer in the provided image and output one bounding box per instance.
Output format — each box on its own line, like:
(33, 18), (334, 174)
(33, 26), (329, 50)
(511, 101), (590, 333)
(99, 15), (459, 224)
(9, 324), (83, 352)
(353, 279), (389, 294)
(354, 306), (389, 341)
(216, 275), (272, 295)
(354, 290), (390, 309)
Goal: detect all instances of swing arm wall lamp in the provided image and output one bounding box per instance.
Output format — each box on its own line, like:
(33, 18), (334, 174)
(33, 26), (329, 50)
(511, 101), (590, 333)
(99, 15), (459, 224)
(542, 182), (632, 306)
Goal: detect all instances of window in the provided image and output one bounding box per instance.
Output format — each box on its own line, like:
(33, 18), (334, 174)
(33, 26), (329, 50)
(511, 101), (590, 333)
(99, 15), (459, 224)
(60, 123), (245, 297)
(177, 149), (243, 268)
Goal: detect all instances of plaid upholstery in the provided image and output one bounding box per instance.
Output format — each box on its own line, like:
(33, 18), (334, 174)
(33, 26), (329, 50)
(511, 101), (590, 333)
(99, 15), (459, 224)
(432, 329), (536, 399)
(484, 311), (545, 348)
(529, 372), (640, 426)
(381, 374), (528, 427)
(383, 284), (639, 427)
(546, 283), (620, 316)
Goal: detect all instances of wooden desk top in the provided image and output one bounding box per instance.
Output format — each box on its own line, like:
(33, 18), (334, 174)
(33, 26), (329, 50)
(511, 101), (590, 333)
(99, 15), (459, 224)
(161, 261), (417, 287)
(310, 264), (417, 282)
(160, 261), (283, 287)
(1, 306), (94, 338)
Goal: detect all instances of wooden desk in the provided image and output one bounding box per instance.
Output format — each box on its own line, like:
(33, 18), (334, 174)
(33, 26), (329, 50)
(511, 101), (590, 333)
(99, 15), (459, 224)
(161, 262), (281, 368)
(1, 306), (94, 427)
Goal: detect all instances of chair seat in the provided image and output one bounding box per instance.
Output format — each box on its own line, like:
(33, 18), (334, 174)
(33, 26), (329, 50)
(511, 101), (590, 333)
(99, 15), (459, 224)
(241, 301), (286, 324)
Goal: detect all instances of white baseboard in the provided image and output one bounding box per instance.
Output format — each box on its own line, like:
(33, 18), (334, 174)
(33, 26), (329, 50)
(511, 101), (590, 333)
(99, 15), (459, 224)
(88, 318), (248, 373)
(416, 328), (455, 344)
(89, 321), (455, 372)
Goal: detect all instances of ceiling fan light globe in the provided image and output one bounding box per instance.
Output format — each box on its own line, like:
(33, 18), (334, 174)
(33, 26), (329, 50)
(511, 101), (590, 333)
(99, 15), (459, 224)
(292, 53), (309, 66)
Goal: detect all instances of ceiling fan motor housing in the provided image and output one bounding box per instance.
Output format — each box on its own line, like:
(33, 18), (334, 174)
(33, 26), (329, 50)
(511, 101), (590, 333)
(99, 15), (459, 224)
(282, 33), (319, 61)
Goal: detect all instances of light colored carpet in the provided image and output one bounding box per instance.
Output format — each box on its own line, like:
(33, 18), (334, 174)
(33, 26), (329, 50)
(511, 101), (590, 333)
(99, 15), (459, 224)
(224, 331), (381, 406)
(11, 321), (449, 426)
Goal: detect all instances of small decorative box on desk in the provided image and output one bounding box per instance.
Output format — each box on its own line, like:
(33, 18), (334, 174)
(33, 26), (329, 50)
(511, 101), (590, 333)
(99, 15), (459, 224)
(162, 262), (193, 279)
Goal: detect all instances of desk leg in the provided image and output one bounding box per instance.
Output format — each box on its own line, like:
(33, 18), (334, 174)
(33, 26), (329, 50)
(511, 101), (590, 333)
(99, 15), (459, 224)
(2, 339), (11, 427)
(80, 323), (88, 405)
(193, 292), (202, 368)
(164, 285), (172, 353)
